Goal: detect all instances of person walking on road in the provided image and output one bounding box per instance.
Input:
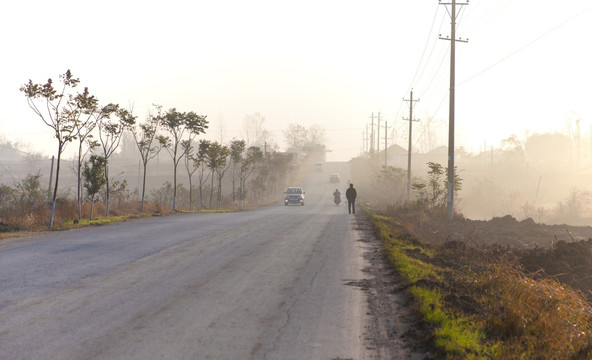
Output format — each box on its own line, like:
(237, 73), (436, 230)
(345, 183), (357, 214)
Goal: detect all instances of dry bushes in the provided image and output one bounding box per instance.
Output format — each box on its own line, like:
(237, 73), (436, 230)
(478, 261), (592, 358)
(378, 206), (592, 359)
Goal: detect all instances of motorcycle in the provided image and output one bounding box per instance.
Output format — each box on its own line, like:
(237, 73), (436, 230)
(333, 193), (341, 205)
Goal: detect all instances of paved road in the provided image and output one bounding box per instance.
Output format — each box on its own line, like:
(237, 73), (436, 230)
(0, 163), (371, 360)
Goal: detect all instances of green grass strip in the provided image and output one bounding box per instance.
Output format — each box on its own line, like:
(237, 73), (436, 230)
(367, 209), (496, 359)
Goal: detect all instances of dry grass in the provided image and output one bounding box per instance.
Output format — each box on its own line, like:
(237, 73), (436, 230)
(477, 261), (592, 358)
(368, 206), (592, 359)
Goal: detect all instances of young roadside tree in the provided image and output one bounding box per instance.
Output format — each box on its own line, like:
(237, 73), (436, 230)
(411, 182), (428, 205)
(182, 139), (200, 211)
(205, 141), (230, 210)
(97, 105), (135, 216)
(69, 89), (111, 221)
(14, 173), (45, 215)
(229, 139), (246, 209)
(413, 162), (462, 209)
(267, 152), (293, 195)
(159, 108), (208, 211)
(238, 146), (263, 209)
(20, 70), (85, 228)
(196, 140), (211, 210)
(131, 106), (164, 213)
(427, 162), (446, 208)
(83, 155), (106, 220)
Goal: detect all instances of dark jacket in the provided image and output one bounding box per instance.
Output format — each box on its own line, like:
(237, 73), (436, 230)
(345, 187), (357, 201)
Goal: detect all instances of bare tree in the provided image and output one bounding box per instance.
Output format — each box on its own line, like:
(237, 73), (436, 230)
(283, 123), (308, 150)
(20, 70), (85, 227)
(242, 112), (274, 149)
(308, 124), (327, 146)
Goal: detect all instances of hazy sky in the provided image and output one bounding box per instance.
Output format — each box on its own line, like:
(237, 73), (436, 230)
(1, 0), (590, 161)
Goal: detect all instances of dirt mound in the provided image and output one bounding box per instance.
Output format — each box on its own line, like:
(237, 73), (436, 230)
(385, 207), (592, 301)
(517, 239), (592, 300)
(397, 208), (592, 249)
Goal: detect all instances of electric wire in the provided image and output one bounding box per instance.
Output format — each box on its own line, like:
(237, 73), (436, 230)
(369, 2), (589, 156)
(391, 6), (444, 148)
(407, 6), (441, 93)
(458, 5), (591, 87)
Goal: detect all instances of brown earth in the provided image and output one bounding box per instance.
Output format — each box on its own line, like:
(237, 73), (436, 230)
(385, 207), (592, 302)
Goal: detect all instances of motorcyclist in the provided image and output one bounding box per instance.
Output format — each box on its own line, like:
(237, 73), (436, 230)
(333, 189), (341, 205)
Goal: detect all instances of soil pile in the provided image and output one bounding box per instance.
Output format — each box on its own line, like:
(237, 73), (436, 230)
(386, 207), (592, 301)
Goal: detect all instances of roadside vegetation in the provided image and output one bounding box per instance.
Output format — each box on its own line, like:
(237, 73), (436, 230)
(0, 70), (326, 234)
(0, 151), (303, 232)
(354, 156), (592, 359)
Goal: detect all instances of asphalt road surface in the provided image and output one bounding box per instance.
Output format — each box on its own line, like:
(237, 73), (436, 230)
(0, 162), (375, 360)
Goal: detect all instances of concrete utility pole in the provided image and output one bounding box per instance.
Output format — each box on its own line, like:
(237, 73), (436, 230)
(377, 112), (381, 154)
(383, 121), (390, 167)
(439, 0), (468, 220)
(365, 124), (369, 155)
(369, 112), (375, 154)
(403, 90), (419, 200)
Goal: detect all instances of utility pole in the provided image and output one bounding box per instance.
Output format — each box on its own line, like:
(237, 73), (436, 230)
(365, 124), (369, 156)
(440, 0), (468, 220)
(362, 131), (365, 156)
(383, 121), (390, 167)
(369, 112), (375, 154)
(403, 90), (419, 200)
(377, 112), (381, 154)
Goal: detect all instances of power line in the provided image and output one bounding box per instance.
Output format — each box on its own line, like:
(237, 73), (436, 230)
(459, 5), (590, 87)
(408, 6), (442, 92)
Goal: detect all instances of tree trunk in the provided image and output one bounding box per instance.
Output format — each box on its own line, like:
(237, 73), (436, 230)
(105, 164), (110, 217)
(76, 143), (82, 221)
(49, 146), (63, 228)
(209, 172), (214, 209)
(188, 176), (193, 211)
(217, 173), (222, 210)
(140, 161), (148, 213)
(172, 161), (178, 211)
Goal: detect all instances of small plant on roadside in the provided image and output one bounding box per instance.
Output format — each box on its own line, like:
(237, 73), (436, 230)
(412, 162), (462, 209)
(83, 155), (106, 220)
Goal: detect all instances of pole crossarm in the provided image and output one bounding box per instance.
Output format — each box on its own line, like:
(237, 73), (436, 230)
(438, 35), (469, 43)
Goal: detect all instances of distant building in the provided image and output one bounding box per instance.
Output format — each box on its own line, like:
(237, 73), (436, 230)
(383, 144), (407, 168)
(379, 144), (449, 173)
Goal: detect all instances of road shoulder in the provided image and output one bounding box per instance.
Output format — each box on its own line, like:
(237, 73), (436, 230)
(351, 212), (433, 359)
